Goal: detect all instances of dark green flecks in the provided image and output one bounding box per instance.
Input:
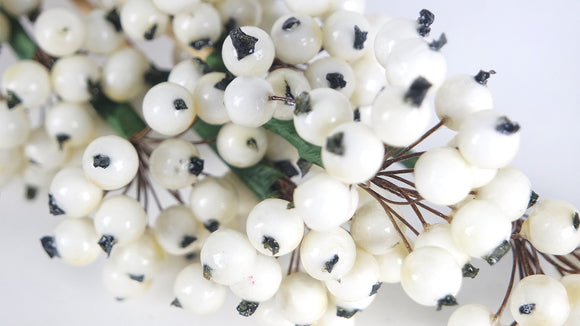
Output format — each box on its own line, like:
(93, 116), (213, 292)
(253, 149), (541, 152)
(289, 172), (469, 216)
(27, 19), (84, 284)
(485, 240), (511, 265)
(237, 300), (259, 317)
(417, 9), (435, 37)
(204, 219), (220, 233)
(171, 298), (182, 308)
(326, 72), (347, 89)
(294, 92), (312, 115)
(180, 235), (197, 248)
(40, 236), (59, 258)
(369, 282), (382, 296)
(297, 158), (313, 176)
(429, 33), (447, 51)
(56, 133), (70, 149)
(474, 69), (496, 85)
(93, 154), (111, 169)
(353, 25), (368, 50)
(173, 98), (188, 111)
(462, 263), (480, 278)
(128, 274), (145, 282)
(282, 17), (301, 31)
(528, 190), (539, 208)
(326, 132), (345, 156)
(229, 27), (258, 61)
(98, 234), (117, 257)
(495, 116), (520, 135)
(353, 108), (361, 121)
(274, 160), (299, 178)
(188, 157), (204, 176)
(287, 202), (295, 209)
(25, 185), (38, 201)
(436, 294), (458, 311)
(143, 24), (158, 40)
(6, 90), (21, 109)
(214, 71), (236, 90)
(190, 38), (213, 50)
(404, 76), (432, 107)
(337, 307), (359, 319)
(48, 194), (65, 215)
(323, 254), (339, 273)
(262, 235), (280, 255)
(202, 264), (213, 280)
(573, 212), (579, 230)
(519, 303), (535, 314)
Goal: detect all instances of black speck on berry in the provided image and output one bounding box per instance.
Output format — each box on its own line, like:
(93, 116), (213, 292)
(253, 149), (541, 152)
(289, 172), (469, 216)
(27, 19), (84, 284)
(229, 27), (259, 61)
(93, 154), (111, 169)
(353, 25), (368, 50)
(326, 72), (347, 89)
(282, 17), (301, 31)
(173, 98), (188, 111)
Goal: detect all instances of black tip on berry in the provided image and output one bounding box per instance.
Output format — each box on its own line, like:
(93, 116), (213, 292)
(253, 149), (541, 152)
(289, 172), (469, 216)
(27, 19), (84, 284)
(246, 138), (258, 151)
(294, 92), (312, 115)
(429, 33), (447, 51)
(190, 38), (213, 50)
(404, 76), (432, 107)
(224, 17), (237, 33)
(105, 8), (122, 32)
(213, 71), (236, 91)
(369, 282), (382, 296)
(193, 57), (212, 74)
(337, 307), (359, 319)
(128, 274), (145, 282)
(528, 190), (539, 208)
(436, 295), (458, 311)
(188, 157), (204, 176)
(284, 81), (295, 104)
(417, 9), (435, 37)
(180, 235), (197, 249)
(353, 25), (368, 50)
(573, 212), (579, 230)
(323, 254), (339, 273)
(282, 17), (301, 31)
(5, 90), (22, 109)
(171, 298), (182, 308)
(173, 98), (188, 111)
(237, 300), (259, 317)
(25, 185), (38, 201)
(287, 202), (295, 209)
(274, 160), (299, 178)
(326, 132), (345, 156)
(495, 116), (520, 135)
(462, 263), (480, 278)
(296, 158), (312, 176)
(474, 70), (496, 85)
(229, 27), (259, 61)
(485, 240), (511, 265)
(93, 154), (111, 169)
(202, 264), (213, 280)
(40, 236), (59, 258)
(143, 24), (158, 40)
(326, 72), (347, 89)
(48, 194), (66, 215)
(26, 6), (41, 23)
(519, 303), (535, 315)
(353, 108), (361, 121)
(98, 234), (117, 257)
(262, 236), (280, 255)
(56, 134), (70, 149)
(204, 219), (220, 233)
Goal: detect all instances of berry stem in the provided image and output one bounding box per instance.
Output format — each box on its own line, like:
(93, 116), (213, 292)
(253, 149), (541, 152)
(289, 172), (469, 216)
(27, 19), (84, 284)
(493, 248), (517, 321)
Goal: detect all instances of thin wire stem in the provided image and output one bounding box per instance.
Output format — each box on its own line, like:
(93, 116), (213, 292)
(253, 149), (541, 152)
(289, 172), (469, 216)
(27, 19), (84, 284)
(494, 247), (517, 320)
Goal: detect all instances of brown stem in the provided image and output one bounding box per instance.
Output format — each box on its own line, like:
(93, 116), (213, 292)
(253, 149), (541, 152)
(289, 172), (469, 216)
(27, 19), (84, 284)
(494, 247), (517, 320)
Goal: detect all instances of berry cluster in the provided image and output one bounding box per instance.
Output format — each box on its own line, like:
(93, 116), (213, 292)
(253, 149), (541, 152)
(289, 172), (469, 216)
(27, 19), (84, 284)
(0, 0), (579, 325)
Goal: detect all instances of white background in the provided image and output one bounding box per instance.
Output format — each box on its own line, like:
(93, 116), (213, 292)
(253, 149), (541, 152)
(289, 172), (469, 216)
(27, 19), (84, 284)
(1, 0), (580, 325)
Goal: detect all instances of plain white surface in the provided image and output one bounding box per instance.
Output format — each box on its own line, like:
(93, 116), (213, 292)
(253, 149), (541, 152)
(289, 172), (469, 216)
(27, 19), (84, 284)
(1, 0), (580, 325)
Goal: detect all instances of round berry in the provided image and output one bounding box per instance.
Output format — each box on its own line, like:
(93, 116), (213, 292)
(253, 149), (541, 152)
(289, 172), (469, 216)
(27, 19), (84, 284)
(149, 138), (203, 190)
(172, 3), (222, 51)
(305, 56), (356, 99)
(51, 55), (100, 103)
(322, 11), (370, 62)
(222, 26), (275, 77)
(193, 72), (231, 125)
(325, 248), (381, 302)
(270, 13), (323, 65)
(300, 227), (357, 281)
(153, 205), (204, 255)
(224, 75), (275, 127)
(216, 123), (268, 168)
(173, 263), (228, 315)
(49, 217), (101, 266)
(189, 176), (238, 232)
(34, 8), (86, 57)
(49, 167), (103, 218)
(120, 0), (169, 41)
(0, 101), (30, 149)
(1, 60), (51, 109)
(143, 82), (196, 136)
(275, 272), (328, 324)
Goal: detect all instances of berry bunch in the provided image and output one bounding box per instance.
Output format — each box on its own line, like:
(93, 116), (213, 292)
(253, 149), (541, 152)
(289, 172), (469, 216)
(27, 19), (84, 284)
(1, 0), (579, 325)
